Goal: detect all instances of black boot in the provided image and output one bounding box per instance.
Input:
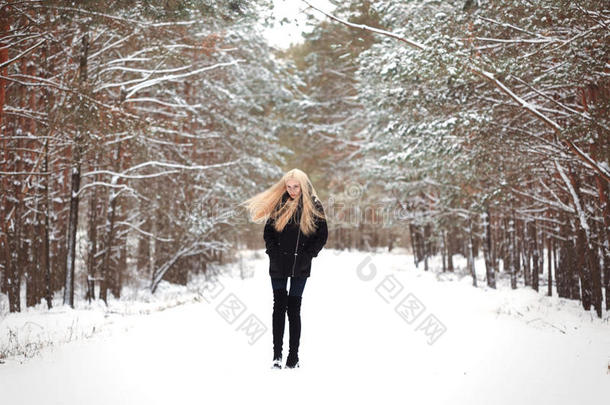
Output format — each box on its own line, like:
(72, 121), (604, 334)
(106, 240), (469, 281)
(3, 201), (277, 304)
(272, 289), (288, 368)
(285, 295), (302, 369)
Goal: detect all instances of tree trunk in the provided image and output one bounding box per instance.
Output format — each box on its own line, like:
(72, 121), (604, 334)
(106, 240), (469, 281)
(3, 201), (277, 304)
(86, 162), (99, 303)
(0, 5), (8, 129)
(522, 219), (531, 286)
(99, 192), (116, 304)
(482, 208), (496, 288)
(594, 174), (610, 310)
(63, 32), (89, 308)
(25, 230), (39, 307)
(467, 217), (477, 287)
(567, 168), (600, 315)
(409, 224), (419, 268)
(530, 221), (539, 292)
(441, 230), (447, 272)
(587, 224), (603, 317)
(63, 153), (81, 307)
(99, 141), (122, 304)
(423, 224), (430, 271)
(447, 228), (454, 272)
(509, 211), (517, 289)
(547, 236), (553, 297)
(569, 232), (582, 300)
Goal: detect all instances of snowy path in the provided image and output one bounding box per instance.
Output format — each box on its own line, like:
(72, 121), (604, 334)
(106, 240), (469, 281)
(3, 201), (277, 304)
(1, 250), (609, 404)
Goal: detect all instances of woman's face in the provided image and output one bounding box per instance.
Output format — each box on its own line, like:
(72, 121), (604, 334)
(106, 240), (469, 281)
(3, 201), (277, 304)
(285, 179), (301, 200)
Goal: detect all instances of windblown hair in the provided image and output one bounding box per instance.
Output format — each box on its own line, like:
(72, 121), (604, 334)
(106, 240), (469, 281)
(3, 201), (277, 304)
(241, 168), (326, 236)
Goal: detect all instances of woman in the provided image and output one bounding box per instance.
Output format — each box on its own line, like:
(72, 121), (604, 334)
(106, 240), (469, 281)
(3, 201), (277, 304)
(242, 168), (328, 369)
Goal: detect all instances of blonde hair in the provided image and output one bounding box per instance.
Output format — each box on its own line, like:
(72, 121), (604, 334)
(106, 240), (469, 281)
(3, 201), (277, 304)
(241, 168), (325, 236)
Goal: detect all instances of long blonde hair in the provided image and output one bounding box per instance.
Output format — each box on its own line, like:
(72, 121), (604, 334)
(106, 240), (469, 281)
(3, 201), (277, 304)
(241, 168), (326, 236)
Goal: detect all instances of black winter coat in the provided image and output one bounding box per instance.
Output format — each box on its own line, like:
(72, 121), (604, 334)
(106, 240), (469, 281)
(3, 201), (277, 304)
(263, 191), (328, 278)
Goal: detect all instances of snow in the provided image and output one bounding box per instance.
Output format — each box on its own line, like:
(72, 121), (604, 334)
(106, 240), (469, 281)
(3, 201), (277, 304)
(555, 159), (590, 232)
(124, 60), (243, 99)
(1, 249), (609, 404)
(0, 277), (213, 360)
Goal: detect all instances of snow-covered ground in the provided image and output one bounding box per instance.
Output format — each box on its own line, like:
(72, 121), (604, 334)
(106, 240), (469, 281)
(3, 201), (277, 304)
(1, 249), (609, 404)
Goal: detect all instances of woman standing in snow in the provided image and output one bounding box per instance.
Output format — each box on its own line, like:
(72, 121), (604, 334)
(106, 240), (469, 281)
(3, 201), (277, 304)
(242, 168), (328, 369)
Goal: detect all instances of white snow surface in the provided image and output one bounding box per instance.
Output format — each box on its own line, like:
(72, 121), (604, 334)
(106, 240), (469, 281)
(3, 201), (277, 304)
(1, 248), (609, 404)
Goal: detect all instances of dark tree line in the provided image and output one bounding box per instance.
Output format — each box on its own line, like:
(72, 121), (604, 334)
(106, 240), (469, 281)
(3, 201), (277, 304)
(0, 0), (285, 312)
(291, 0), (609, 317)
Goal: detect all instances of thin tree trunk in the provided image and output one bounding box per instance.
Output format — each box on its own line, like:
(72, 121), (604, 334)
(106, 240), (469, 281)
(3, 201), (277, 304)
(63, 31), (89, 308)
(522, 219), (531, 286)
(447, 228), (454, 272)
(0, 5), (8, 129)
(587, 224), (603, 317)
(42, 15), (53, 309)
(509, 211), (517, 289)
(482, 208), (496, 288)
(99, 191), (117, 304)
(467, 217), (477, 287)
(423, 224), (430, 271)
(63, 151), (81, 307)
(86, 160), (99, 303)
(409, 224), (418, 268)
(547, 236), (553, 297)
(530, 220), (539, 292)
(441, 230), (447, 273)
(594, 174), (610, 310)
(43, 148), (52, 309)
(537, 222), (544, 278)
(25, 228), (38, 307)
(99, 141), (122, 304)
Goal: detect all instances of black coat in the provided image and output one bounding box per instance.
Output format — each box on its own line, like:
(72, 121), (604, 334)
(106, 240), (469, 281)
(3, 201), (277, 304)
(263, 191), (328, 278)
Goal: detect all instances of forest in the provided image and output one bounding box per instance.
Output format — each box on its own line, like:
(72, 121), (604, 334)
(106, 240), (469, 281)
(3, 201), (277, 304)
(1, 0), (608, 318)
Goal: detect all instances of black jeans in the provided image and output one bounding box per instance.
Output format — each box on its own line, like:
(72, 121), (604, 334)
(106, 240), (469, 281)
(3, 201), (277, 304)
(271, 277), (307, 297)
